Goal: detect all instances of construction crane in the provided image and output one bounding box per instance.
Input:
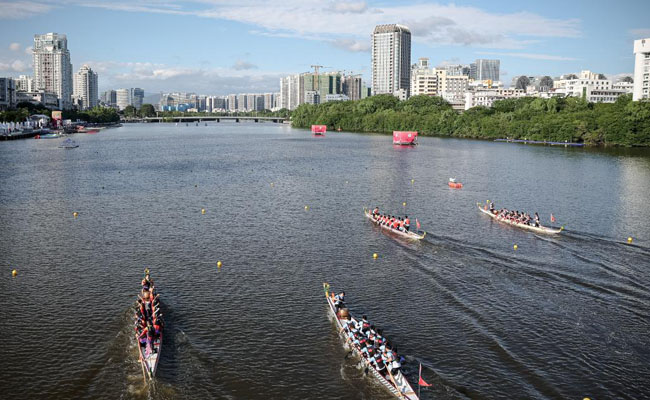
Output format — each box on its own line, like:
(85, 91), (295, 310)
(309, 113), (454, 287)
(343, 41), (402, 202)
(310, 65), (331, 91)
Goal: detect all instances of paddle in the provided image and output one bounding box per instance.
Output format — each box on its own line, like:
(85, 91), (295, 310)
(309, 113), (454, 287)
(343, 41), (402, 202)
(386, 367), (407, 400)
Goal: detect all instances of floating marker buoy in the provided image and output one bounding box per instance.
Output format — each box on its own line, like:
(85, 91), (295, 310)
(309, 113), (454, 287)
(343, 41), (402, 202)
(513, 244), (518, 250)
(402, 202), (406, 206)
(345, 180), (348, 184)
(627, 237), (633, 244)
(201, 208), (206, 214)
(270, 182), (274, 187)
(12, 269), (17, 277)
(73, 212), (78, 218)
(195, 184), (197, 188)
(583, 398), (591, 400)
(411, 179), (414, 184)
(304, 205), (309, 210)
(217, 261), (222, 268)
(373, 253), (378, 259)
(102, 186), (104, 189)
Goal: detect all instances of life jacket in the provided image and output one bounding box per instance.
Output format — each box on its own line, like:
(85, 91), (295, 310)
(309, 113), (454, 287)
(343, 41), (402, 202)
(404, 218), (410, 225)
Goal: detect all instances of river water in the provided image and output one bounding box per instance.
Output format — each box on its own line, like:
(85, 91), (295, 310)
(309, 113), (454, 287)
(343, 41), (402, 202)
(1, 123), (649, 399)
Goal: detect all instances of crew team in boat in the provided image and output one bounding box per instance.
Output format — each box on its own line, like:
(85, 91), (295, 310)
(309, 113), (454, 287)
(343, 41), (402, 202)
(489, 204), (542, 227)
(340, 314), (405, 380)
(333, 292), (405, 381)
(134, 270), (163, 356)
(371, 207), (411, 232)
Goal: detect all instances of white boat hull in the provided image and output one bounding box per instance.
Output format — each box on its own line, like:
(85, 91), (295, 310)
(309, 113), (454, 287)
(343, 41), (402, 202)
(477, 203), (563, 235)
(323, 283), (419, 400)
(364, 210), (425, 240)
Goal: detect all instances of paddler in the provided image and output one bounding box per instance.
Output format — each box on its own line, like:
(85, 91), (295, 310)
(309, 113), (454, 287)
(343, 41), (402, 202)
(404, 216), (410, 232)
(534, 212), (540, 227)
(489, 202), (495, 214)
(372, 207), (379, 217)
(141, 273), (154, 293)
(360, 315), (370, 334)
(334, 291), (345, 312)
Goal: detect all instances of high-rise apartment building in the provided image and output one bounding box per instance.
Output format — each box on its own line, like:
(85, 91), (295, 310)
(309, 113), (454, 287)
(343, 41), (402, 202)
(633, 38), (650, 101)
(116, 89), (130, 110)
(73, 65), (98, 110)
(410, 58), (438, 97)
(474, 59), (500, 81)
(15, 75), (34, 92)
(101, 90), (117, 106)
(130, 88), (144, 109)
(33, 33), (73, 109)
(342, 75), (363, 101)
(371, 24), (411, 97)
(0, 78), (16, 110)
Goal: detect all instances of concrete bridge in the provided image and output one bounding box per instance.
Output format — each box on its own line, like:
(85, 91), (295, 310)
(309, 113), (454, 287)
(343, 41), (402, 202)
(125, 116), (287, 123)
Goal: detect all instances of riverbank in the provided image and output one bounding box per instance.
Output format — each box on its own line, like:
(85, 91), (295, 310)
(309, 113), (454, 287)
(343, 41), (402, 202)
(291, 94), (650, 147)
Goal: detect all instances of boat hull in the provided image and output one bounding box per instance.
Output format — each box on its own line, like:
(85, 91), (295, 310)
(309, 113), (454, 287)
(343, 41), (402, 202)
(138, 329), (162, 379)
(323, 283), (419, 400)
(477, 203), (563, 235)
(364, 210), (425, 240)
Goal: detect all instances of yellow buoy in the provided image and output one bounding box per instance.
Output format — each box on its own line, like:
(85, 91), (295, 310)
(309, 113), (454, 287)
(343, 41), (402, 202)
(12, 269), (17, 277)
(73, 212), (78, 218)
(373, 253), (378, 259)
(627, 237), (633, 244)
(217, 261), (222, 268)
(513, 244), (518, 250)
(583, 398), (591, 400)
(304, 205), (309, 210)
(411, 179), (414, 184)
(402, 202), (406, 206)
(201, 208), (206, 214)
(270, 182), (274, 187)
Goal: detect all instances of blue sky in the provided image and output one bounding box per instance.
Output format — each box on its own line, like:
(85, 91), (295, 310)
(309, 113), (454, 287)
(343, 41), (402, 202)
(1, 0), (649, 95)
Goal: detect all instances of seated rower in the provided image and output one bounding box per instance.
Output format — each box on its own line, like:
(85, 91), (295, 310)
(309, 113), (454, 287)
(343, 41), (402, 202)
(360, 315), (370, 335)
(333, 291), (345, 312)
(534, 212), (540, 227)
(141, 273), (154, 293)
(489, 202), (495, 214)
(404, 216), (410, 232)
(372, 207), (379, 217)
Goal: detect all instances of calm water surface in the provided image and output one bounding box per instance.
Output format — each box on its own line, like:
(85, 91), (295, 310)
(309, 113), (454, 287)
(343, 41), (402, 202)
(1, 123), (649, 399)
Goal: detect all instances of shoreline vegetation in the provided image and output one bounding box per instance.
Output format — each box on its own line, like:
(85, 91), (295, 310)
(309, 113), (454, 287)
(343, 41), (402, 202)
(291, 94), (650, 147)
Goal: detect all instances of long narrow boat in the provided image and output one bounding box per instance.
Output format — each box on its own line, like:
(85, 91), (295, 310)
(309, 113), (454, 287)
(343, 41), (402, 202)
(323, 283), (419, 400)
(477, 203), (563, 235)
(135, 274), (163, 381)
(364, 209), (426, 240)
(137, 323), (162, 380)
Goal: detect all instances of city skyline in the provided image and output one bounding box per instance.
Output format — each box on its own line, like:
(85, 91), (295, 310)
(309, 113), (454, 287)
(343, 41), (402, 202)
(1, 0), (648, 95)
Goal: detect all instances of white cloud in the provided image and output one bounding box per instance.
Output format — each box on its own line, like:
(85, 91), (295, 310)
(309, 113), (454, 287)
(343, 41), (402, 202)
(477, 51), (578, 61)
(0, 1), (54, 19)
(232, 60), (258, 70)
(330, 38), (370, 52)
(332, 1), (368, 14)
(9, 43), (21, 51)
(57, 1), (580, 50)
(86, 59), (283, 94)
(0, 58), (31, 73)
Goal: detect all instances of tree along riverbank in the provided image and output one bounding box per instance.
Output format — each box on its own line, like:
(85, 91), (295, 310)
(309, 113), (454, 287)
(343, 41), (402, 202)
(291, 94), (650, 147)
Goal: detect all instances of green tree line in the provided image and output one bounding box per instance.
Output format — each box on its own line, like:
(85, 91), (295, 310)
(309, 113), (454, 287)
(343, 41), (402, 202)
(1, 102), (120, 124)
(291, 94), (650, 146)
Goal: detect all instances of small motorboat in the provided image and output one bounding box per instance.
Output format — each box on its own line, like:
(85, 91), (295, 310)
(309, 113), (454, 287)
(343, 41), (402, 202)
(59, 138), (79, 148)
(448, 178), (463, 189)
